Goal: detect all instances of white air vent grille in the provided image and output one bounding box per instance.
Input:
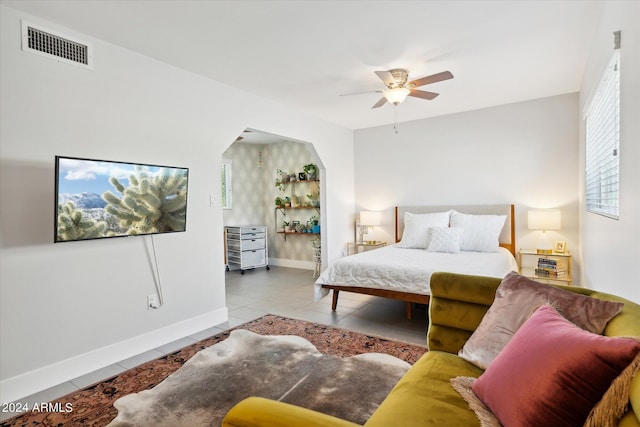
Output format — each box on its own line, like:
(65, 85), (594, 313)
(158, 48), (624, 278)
(21, 20), (93, 69)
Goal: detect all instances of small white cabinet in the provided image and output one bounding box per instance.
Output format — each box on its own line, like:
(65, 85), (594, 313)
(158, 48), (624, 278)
(225, 225), (270, 274)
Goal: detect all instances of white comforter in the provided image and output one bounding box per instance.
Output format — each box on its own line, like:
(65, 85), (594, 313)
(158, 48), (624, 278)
(314, 244), (518, 301)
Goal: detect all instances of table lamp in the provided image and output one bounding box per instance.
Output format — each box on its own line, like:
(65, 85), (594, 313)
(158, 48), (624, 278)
(528, 209), (561, 254)
(360, 211), (381, 244)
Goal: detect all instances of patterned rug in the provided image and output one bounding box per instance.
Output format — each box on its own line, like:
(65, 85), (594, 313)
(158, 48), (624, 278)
(1, 314), (427, 427)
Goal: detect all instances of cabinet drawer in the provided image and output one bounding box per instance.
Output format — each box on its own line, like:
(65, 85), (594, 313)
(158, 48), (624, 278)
(227, 238), (265, 251)
(240, 232), (265, 240)
(241, 238), (265, 250)
(241, 226), (266, 234)
(227, 252), (241, 263)
(242, 249), (266, 267)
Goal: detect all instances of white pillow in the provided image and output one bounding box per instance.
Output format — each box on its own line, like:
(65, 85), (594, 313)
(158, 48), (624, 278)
(398, 211), (451, 249)
(427, 227), (463, 253)
(450, 211), (506, 252)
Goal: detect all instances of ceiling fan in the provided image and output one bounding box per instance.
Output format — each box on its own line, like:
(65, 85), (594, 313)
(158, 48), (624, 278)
(343, 68), (454, 109)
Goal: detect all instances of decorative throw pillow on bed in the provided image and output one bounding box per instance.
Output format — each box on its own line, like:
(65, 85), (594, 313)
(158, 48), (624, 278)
(397, 211), (450, 249)
(449, 211), (506, 252)
(452, 305), (640, 427)
(458, 271), (624, 369)
(426, 227), (463, 253)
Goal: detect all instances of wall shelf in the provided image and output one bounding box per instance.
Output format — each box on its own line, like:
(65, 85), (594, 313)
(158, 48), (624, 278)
(274, 177), (320, 241)
(276, 231), (320, 241)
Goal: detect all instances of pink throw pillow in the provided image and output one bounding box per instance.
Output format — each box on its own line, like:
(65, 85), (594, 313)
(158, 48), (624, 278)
(471, 304), (640, 427)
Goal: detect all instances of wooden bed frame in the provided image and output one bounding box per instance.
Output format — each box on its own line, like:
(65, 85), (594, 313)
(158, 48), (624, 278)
(321, 204), (516, 319)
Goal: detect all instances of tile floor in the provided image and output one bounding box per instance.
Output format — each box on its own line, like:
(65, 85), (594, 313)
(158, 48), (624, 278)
(1, 266), (428, 421)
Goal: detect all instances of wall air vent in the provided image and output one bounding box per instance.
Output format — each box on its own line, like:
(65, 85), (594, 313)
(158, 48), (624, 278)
(21, 20), (93, 69)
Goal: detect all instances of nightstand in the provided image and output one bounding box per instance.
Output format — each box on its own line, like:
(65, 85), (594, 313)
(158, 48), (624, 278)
(518, 249), (572, 285)
(347, 241), (387, 256)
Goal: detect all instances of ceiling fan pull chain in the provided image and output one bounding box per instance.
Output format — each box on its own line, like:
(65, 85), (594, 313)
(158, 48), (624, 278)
(394, 106), (399, 134)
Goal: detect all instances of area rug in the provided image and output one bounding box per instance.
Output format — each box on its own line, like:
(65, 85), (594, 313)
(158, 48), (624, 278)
(0, 314), (427, 427)
(107, 329), (411, 426)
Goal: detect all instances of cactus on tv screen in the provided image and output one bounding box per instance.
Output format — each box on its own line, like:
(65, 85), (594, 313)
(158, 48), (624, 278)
(54, 156), (189, 242)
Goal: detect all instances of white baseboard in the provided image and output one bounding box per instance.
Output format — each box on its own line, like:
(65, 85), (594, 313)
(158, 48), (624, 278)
(0, 307), (228, 403)
(269, 257), (315, 270)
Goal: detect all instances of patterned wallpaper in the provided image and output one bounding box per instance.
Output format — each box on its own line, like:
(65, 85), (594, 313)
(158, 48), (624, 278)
(222, 139), (320, 263)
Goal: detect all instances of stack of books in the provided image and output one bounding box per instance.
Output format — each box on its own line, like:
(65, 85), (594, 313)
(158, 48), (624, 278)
(535, 257), (567, 278)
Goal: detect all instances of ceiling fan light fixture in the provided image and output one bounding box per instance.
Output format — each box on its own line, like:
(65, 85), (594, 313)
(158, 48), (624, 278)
(383, 87), (410, 105)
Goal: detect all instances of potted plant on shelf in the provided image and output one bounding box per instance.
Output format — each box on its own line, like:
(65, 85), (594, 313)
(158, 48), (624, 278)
(277, 169), (290, 183)
(283, 221), (291, 233)
(306, 191), (319, 207)
(275, 170), (288, 191)
(275, 197), (284, 208)
(310, 214), (320, 234)
(303, 163), (318, 180)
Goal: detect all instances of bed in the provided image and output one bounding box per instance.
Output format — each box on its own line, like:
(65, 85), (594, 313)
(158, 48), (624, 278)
(314, 204), (518, 319)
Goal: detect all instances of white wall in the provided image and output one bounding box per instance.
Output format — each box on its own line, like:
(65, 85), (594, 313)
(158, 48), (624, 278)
(0, 6), (354, 402)
(579, 1), (640, 303)
(354, 94), (580, 282)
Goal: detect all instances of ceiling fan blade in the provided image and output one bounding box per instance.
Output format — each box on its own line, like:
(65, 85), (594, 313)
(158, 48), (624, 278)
(408, 71), (454, 88)
(374, 70), (395, 87)
(371, 97), (387, 109)
(408, 89), (439, 100)
(340, 90), (383, 97)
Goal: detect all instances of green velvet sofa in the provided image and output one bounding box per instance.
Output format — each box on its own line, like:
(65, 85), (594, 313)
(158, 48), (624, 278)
(222, 272), (640, 427)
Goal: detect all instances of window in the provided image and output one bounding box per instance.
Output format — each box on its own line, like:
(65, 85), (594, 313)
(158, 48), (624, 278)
(585, 33), (620, 219)
(222, 160), (232, 209)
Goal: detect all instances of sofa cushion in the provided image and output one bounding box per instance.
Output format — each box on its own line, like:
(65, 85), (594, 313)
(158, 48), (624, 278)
(364, 351), (483, 427)
(470, 305), (640, 427)
(458, 272), (624, 369)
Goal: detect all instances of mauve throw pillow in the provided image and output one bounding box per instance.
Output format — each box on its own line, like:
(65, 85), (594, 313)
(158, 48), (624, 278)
(471, 305), (640, 427)
(458, 271), (624, 369)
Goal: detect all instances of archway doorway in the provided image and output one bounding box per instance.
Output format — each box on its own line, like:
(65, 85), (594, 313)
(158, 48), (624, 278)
(222, 128), (325, 280)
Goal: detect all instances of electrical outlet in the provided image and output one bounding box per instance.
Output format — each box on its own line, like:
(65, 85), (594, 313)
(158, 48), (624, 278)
(147, 294), (160, 309)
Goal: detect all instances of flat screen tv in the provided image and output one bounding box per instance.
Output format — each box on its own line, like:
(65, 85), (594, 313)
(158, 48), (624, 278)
(55, 156), (189, 243)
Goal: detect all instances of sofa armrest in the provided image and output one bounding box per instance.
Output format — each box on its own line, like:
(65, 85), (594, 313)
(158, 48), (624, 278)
(222, 397), (362, 427)
(428, 273), (502, 354)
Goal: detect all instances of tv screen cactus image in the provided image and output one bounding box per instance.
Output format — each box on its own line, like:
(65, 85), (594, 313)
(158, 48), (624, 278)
(56, 201), (108, 241)
(55, 157), (189, 242)
(102, 167), (188, 234)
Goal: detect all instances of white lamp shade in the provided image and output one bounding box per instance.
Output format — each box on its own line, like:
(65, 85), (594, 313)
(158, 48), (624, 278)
(360, 211), (381, 226)
(383, 87), (410, 105)
(528, 210), (561, 231)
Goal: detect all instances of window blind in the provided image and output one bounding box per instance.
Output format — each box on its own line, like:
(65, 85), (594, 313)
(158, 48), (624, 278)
(585, 38), (620, 219)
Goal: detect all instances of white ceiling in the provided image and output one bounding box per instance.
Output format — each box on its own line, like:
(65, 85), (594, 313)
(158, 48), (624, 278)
(3, 0), (603, 130)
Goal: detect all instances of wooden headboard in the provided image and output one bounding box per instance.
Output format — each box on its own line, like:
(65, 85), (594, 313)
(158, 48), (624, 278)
(395, 204), (516, 256)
